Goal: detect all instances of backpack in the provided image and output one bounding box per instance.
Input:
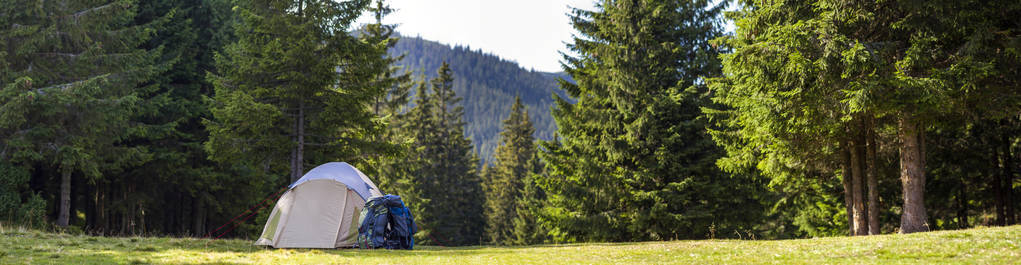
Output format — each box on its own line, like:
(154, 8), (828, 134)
(357, 194), (417, 249)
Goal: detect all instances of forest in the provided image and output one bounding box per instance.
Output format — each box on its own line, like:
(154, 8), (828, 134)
(0, 0), (1018, 247)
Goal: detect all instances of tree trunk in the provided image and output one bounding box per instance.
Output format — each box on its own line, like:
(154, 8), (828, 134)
(957, 175), (968, 228)
(290, 141), (298, 183)
(174, 192), (183, 235)
(128, 183), (136, 235)
(841, 139), (855, 236)
(898, 115), (928, 233)
(138, 200), (145, 234)
(122, 182), (131, 235)
(992, 137), (1006, 226)
(1001, 128), (1015, 225)
(866, 117), (880, 235)
(163, 192), (173, 235)
(86, 181), (96, 231)
(193, 197), (204, 237)
(121, 182), (129, 234)
(99, 181), (108, 235)
(851, 135), (867, 236)
(296, 100), (305, 181)
(181, 195), (191, 234)
(57, 166), (72, 227)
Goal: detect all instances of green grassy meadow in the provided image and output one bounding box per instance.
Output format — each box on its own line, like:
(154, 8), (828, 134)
(1, 225), (1018, 264)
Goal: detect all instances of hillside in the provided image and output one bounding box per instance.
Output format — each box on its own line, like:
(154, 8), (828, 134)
(2, 225), (1017, 264)
(389, 35), (570, 163)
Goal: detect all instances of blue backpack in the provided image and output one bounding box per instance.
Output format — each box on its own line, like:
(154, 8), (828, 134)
(357, 194), (416, 249)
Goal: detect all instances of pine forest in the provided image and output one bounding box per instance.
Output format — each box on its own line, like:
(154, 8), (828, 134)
(0, 0), (1018, 248)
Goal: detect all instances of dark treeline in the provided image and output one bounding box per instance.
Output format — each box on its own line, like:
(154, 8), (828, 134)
(1, 0), (1018, 246)
(1, 0), (240, 236)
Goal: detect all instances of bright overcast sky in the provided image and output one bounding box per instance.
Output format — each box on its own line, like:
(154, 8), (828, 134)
(356, 0), (597, 73)
(356, 0), (735, 73)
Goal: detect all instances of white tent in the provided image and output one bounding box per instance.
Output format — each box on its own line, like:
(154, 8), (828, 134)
(254, 162), (382, 248)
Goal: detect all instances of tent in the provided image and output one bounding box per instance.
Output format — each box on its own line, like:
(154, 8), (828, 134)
(254, 162), (383, 248)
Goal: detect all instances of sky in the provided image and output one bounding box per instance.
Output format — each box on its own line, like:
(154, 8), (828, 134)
(355, 0), (597, 73)
(355, 0), (735, 73)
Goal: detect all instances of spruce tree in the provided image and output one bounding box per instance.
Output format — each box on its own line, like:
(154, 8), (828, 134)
(484, 96), (538, 245)
(704, 0), (860, 237)
(708, 0), (1020, 235)
(358, 0), (415, 191)
(408, 62), (484, 246)
(205, 0), (375, 184)
(538, 0), (751, 241)
(96, 0), (245, 235)
(509, 152), (549, 245)
(0, 0), (160, 227)
(401, 80), (433, 237)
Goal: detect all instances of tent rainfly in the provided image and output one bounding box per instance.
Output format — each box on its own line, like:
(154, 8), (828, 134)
(255, 162), (383, 248)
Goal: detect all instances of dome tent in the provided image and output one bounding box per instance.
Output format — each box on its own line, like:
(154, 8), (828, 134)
(255, 162), (383, 248)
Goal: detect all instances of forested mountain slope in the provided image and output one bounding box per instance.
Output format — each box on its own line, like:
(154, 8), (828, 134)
(389, 35), (570, 163)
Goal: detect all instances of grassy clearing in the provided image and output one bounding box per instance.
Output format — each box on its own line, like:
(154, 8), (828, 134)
(0, 224), (1017, 264)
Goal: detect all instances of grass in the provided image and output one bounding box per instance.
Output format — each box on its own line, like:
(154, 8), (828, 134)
(0, 224), (1017, 264)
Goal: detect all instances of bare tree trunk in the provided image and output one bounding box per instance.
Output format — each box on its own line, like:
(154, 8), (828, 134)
(898, 115), (928, 233)
(290, 141), (298, 183)
(128, 183), (136, 235)
(57, 166), (72, 227)
(99, 181), (108, 235)
(866, 117), (880, 235)
(193, 197), (204, 236)
(851, 135), (867, 236)
(86, 183), (96, 231)
(138, 200), (145, 234)
(993, 151), (1005, 226)
(296, 100), (305, 180)
(180, 195), (191, 234)
(841, 139), (855, 236)
(289, 100), (307, 183)
(121, 182), (129, 234)
(1002, 128), (1015, 225)
(957, 176), (968, 228)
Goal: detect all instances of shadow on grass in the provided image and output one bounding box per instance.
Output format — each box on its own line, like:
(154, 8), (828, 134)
(0, 230), (254, 265)
(2, 229), (552, 264)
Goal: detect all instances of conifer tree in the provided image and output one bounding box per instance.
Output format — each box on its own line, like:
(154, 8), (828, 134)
(705, 0), (863, 237)
(401, 80), (434, 236)
(538, 0), (759, 241)
(407, 62), (484, 246)
(708, 0), (1020, 235)
(205, 0), (375, 184)
(358, 0), (415, 190)
(484, 96), (538, 245)
(509, 153), (549, 245)
(98, 0), (244, 235)
(0, 0), (160, 227)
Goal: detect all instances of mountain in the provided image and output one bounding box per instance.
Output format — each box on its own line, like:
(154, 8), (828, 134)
(389, 35), (569, 163)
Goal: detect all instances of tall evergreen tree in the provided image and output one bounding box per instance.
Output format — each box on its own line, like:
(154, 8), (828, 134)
(538, 0), (760, 241)
(355, 0), (422, 239)
(705, 0), (869, 237)
(407, 62), (484, 245)
(483, 96), (538, 245)
(509, 152), (550, 245)
(358, 0), (415, 190)
(93, 0), (245, 236)
(205, 0), (375, 184)
(402, 80), (435, 233)
(0, 0), (160, 228)
(709, 0), (1020, 235)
